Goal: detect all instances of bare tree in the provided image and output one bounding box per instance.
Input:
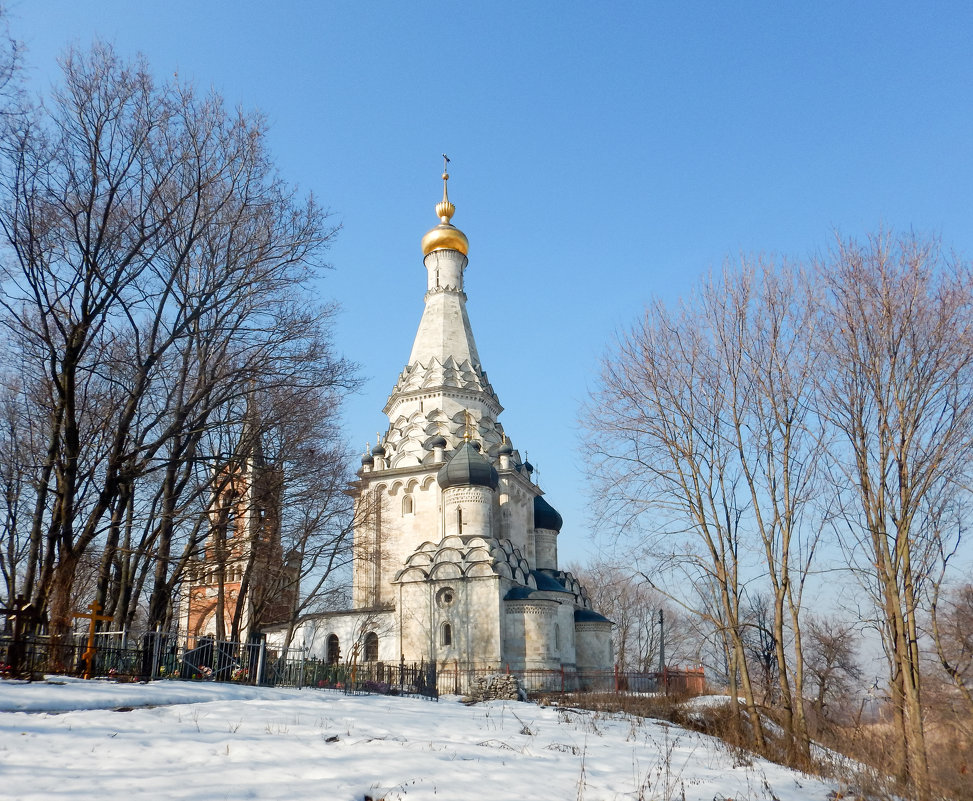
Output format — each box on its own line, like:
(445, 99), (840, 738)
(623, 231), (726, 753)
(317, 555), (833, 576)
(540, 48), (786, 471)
(586, 258), (823, 755)
(568, 560), (697, 671)
(0, 42), (354, 650)
(802, 613), (863, 728)
(586, 271), (766, 749)
(930, 582), (973, 717)
(815, 231), (973, 799)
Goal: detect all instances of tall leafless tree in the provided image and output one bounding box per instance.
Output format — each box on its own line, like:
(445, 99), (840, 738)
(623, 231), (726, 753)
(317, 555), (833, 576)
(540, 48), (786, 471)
(587, 258), (827, 758)
(0, 42), (356, 650)
(814, 232), (973, 799)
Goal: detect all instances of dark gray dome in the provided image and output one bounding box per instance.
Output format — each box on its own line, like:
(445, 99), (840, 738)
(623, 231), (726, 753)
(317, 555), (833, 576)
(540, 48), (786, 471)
(498, 439), (513, 455)
(437, 441), (499, 491)
(533, 495), (563, 531)
(428, 434), (447, 449)
(371, 441), (386, 456)
(530, 570), (571, 593)
(361, 451), (374, 466)
(574, 608), (612, 624)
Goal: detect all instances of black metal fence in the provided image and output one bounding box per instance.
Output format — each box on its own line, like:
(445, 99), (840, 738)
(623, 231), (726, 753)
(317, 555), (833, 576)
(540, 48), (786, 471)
(2, 632), (702, 702)
(0, 633), (440, 700)
(273, 656), (439, 700)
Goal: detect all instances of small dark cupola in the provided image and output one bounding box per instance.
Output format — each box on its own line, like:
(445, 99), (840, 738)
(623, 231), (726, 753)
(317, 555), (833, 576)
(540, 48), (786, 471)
(533, 495), (563, 531)
(437, 440), (499, 490)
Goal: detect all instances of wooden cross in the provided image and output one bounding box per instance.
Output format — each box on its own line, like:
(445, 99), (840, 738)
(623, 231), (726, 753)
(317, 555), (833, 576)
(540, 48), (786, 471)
(73, 601), (113, 680)
(1, 594), (37, 676)
(1, 594), (35, 637)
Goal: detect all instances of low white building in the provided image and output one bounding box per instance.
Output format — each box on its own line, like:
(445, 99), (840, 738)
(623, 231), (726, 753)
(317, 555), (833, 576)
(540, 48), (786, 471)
(269, 168), (612, 676)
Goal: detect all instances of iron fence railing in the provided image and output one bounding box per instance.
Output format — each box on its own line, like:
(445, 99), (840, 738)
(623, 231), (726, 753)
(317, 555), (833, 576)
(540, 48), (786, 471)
(2, 633), (702, 701)
(0, 633), (441, 700)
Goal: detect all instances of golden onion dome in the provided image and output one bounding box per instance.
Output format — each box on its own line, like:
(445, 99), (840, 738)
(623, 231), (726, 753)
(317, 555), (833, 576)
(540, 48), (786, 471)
(421, 168), (469, 257)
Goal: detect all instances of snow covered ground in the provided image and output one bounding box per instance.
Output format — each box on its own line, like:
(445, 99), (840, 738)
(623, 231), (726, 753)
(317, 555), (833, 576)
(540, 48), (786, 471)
(0, 678), (841, 800)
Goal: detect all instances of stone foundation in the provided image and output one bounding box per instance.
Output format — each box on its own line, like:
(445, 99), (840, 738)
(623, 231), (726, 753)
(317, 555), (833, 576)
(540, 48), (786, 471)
(462, 673), (526, 704)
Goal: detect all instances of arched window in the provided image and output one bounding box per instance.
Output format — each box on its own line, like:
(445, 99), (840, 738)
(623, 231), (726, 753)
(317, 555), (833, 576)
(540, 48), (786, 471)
(456, 507), (463, 534)
(402, 495), (414, 515)
(363, 631), (379, 662)
(441, 622), (452, 647)
(326, 634), (340, 665)
(554, 624), (561, 652)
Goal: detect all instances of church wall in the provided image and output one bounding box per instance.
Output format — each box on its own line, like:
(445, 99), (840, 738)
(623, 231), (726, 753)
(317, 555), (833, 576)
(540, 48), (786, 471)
(575, 621), (614, 671)
(379, 476), (441, 596)
(556, 602), (578, 669)
(442, 485), (492, 540)
(534, 529), (558, 571)
(503, 599), (560, 671)
(269, 609), (398, 665)
(397, 575), (502, 667)
(497, 480), (533, 559)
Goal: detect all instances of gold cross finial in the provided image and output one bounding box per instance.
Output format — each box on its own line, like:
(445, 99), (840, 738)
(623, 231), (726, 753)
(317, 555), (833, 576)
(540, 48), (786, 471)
(463, 410), (474, 442)
(441, 154), (451, 204)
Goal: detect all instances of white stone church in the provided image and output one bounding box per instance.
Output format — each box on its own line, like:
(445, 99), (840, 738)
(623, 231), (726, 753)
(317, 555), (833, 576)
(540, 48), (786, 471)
(270, 169), (612, 674)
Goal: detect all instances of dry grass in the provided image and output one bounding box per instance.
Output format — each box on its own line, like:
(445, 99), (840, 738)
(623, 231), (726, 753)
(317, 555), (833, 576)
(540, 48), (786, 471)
(538, 691), (972, 801)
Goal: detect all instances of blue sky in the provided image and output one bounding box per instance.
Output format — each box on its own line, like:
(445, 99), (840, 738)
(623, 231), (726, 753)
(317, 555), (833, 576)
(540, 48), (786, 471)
(9, 2), (973, 569)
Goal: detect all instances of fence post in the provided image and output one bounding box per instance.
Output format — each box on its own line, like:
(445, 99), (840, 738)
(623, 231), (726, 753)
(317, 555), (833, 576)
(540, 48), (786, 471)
(613, 663), (618, 693)
(151, 628), (162, 680)
(256, 639), (266, 686)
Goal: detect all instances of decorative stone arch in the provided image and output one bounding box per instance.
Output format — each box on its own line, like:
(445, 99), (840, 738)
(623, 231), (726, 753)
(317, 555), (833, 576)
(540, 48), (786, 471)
(402, 494), (414, 515)
(429, 561), (463, 580)
(393, 566), (430, 582)
(435, 547), (464, 564)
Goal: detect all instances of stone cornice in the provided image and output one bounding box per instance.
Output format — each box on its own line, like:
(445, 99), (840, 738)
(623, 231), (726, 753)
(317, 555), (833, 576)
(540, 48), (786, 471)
(384, 386), (503, 417)
(423, 286), (467, 301)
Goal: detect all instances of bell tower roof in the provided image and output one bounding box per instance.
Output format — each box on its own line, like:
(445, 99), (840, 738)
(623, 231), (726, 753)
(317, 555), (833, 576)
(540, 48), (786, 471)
(380, 158), (506, 466)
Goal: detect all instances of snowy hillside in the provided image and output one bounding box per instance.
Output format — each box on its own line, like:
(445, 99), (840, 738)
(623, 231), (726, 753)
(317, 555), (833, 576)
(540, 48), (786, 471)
(0, 679), (841, 800)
